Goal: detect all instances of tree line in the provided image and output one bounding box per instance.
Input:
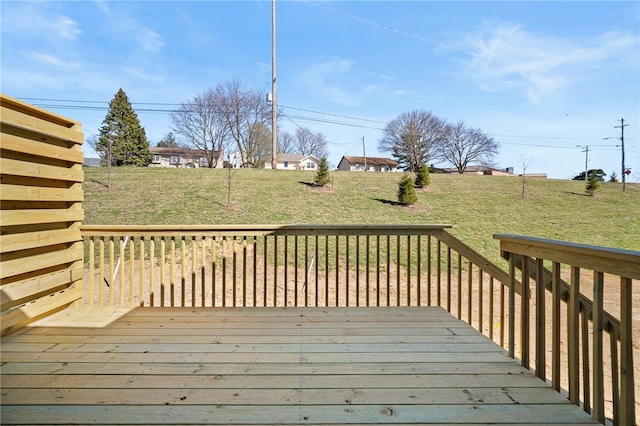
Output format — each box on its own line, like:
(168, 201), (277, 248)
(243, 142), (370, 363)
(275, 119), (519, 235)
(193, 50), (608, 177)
(92, 83), (498, 173)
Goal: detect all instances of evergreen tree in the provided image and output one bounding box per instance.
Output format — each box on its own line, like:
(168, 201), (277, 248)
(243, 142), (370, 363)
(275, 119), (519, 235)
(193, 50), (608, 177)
(397, 174), (418, 205)
(415, 163), (430, 188)
(97, 89), (152, 166)
(157, 132), (179, 148)
(314, 157), (331, 187)
(586, 173), (600, 196)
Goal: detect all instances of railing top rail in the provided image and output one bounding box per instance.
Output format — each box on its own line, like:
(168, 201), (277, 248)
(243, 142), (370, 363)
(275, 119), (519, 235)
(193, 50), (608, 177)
(81, 224), (453, 237)
(494, 234), (640, 280)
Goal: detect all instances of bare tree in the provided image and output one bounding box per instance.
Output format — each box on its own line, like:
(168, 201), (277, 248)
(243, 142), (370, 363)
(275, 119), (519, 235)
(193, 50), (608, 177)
(293, 127), (328, 159)
(378, 110), (448, 172)
(216, 79), (271, 168)
(440, 121), (499, 173)
(170, 89), (228, 168)
(278, 130), (295, 154)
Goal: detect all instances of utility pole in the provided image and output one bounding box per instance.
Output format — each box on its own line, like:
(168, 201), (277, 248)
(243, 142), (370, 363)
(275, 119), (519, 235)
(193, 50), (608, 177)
(270, 0), (277, 170)
(577, 145), (589, 181)
(615, 118), (629, 192)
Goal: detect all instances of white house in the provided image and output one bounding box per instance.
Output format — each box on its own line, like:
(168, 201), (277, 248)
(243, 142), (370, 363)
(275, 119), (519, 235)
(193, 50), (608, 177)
(264, 153), (320, 170)
(149, 147), (224, 168)
(337, 156), (398, 172)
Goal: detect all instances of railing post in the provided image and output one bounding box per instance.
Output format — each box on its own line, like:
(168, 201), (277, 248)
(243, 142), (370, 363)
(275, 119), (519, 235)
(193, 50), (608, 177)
(620, 276), (635, 425)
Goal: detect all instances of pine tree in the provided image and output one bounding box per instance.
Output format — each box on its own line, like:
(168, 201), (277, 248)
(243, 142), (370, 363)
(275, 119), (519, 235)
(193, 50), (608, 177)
(586, 172), (600, 196)
(397, 174), (418, 205)
(314, 157), (331, 187)
(97, 89), (152, 166)
(415, 163), (430, 188)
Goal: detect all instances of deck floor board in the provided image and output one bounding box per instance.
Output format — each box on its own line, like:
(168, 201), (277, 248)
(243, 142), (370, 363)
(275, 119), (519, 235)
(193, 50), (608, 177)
(1, 307), (599, 425)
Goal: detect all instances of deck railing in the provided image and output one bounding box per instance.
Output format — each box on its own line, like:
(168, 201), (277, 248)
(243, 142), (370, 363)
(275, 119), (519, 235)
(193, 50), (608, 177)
(81, 224), (637, 424)
(495, 234), (638, 425)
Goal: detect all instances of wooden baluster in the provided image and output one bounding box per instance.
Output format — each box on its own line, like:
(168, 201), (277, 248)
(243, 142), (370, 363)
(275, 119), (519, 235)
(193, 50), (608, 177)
(521, 256), (530, 369)
(99, 237), (105, 307)
(489, 276), (494, 340)
(108, 237), (114, 306)
(252, 236), (257, 307)
(568, 266), (580, 405)
(395, 235), (399, 307)
(467, 262), (473, 326)
(170, 237), (176, 307)
(232, 237), (237, 307)
(592, 271), (604, 422)
(140, 237), (146, 307)
(129, 238), (135, 307)
(88, 237), (95, 306)
(446, 247), (451, 312)
(508, 255), (516, 358)
(119, 237), (125, 306)
(294, 235), (299, 307)
(336, 235), (340, 307)
(416, 235), (421, 306)
(457, 254), (462, 320)
(376, 235), (380, 307)
(345, 235), (350, 307)
(552, 261), (561, 391)
(535, 258), (546, 380)
(609, 324), (620, 423)
(386, 235), (391, 307)
(407, 235), (411, 307)
(284, 235), (288, 307)
(222, 236), (227, 307)
(426, 235), (431, 306)
(581, 306), (591, 413)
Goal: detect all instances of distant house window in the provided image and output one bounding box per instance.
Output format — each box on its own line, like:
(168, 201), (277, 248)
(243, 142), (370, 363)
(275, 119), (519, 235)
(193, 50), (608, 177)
(284, 161), (289, 168)
(355, 163), (360, 170)
(200, 157), (209, 167)
(170, 156), (180, 165)
(153, 154), (160, 162)
(307, 162), (315, 169)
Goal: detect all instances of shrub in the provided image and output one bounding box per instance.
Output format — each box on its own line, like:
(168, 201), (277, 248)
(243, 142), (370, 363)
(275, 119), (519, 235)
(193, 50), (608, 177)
(314, 157), (330, 187)
(415, 163), (430, 188)
(585, 173), (600, 196)
(397, 174), (418, 205)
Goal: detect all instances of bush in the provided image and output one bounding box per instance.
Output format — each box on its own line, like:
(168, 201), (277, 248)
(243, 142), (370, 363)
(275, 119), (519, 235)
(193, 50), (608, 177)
(415, 163), (430, 188)
(314, 157), (330, 187)
(397, 174), (418, 205)
(585, 173), (600, 196)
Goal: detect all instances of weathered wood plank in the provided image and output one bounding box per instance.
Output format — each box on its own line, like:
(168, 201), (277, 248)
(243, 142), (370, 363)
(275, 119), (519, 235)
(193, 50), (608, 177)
(0, 361), (528, 376)
(0, 103), (83, 143)
(0, 404), (599, 424)
(0, 387), (573, 406)
(0, 157), (83, 182)
(0, 228), (82, 254)
(0, 208), (84, 227)
(0, 182), (84, 202)
(0, 244), (83, 279)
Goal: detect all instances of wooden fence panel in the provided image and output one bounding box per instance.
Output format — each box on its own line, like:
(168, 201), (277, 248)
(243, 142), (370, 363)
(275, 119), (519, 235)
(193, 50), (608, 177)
(0, 95), (84, 335)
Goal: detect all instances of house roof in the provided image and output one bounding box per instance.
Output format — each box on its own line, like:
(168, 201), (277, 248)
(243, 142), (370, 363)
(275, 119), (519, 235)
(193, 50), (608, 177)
(277, 153), (319, 162)
(340, 156), (397, 167)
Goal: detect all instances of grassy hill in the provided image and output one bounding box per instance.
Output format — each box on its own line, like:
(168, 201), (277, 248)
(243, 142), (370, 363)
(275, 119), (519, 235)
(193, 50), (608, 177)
(83, 167), (640, 265)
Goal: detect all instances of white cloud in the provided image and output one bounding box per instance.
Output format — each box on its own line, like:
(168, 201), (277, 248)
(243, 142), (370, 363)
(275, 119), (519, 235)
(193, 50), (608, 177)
(1, 3), (81, 41)
(458, 23), (639, 102)
(96, 3), (165, 53)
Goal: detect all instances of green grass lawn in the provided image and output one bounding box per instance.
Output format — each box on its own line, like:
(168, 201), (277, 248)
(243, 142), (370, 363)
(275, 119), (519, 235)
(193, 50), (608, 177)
(83, 167), (640, 265)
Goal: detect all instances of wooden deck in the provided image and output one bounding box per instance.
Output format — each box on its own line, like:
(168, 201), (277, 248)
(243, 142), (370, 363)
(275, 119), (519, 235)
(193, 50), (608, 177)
(1, 307), (599, 425)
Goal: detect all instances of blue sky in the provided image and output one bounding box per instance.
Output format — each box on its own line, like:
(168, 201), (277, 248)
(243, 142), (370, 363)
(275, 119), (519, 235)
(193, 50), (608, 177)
(2, 1), (639, 180)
